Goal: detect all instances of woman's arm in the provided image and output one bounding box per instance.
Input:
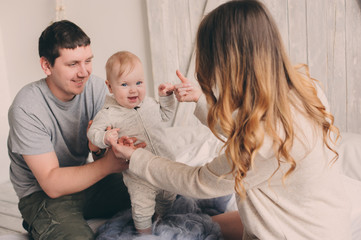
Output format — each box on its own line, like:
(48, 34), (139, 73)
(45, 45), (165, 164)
(129, 148), (234, 199)
(111, 135), (234, 199)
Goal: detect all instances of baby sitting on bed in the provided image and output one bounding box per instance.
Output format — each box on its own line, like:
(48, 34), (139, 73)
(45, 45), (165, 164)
(87, 51), (177, 234)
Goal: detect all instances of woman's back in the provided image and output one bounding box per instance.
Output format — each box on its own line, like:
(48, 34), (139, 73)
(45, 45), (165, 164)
(237, 89), (351, 239)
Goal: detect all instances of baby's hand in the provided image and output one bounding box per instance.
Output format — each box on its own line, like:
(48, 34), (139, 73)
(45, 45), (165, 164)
(104, 128), (119, 146)
(158, 83), (175, 97)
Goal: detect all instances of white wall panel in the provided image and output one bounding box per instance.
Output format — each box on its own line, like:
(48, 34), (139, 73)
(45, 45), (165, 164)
(147, 0), (361, 133)
(346, 0), (361, 133)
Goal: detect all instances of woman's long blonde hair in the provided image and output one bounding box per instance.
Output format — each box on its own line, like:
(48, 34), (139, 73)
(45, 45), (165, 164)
(195, 0), (339, 199)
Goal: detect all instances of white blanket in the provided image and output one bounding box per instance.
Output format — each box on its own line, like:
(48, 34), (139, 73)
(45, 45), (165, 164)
(2, 130), (361, 240)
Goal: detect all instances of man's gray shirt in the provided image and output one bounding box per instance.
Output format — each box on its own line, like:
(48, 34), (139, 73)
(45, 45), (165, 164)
(8, 75), (107, 199)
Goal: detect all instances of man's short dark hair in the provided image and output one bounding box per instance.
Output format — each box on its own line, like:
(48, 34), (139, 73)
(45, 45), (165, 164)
(38, 20), (91, 66)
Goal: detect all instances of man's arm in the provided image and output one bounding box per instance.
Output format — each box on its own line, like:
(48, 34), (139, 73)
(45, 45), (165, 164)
(23, 149), (128, 198)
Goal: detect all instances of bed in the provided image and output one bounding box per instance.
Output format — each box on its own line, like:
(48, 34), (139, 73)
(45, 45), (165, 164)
(1, 125), (361, 240)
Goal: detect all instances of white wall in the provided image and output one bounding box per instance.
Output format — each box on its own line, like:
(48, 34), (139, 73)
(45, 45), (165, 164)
(0, 0), (153, 183)
(0, 23), (12, 184)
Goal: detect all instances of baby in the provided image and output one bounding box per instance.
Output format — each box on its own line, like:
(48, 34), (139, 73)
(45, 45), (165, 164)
(87, 51), (177, 234)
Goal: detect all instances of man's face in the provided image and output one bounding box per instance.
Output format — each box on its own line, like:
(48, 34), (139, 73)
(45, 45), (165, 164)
(107, 60), (146, 109)
(45, 45), (93, 102)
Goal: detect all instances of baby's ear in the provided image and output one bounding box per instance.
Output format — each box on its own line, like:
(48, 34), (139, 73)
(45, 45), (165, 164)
(105, 80), (113, 93)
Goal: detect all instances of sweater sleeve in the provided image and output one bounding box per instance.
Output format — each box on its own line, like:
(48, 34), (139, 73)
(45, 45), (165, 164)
(129, 148), (235, 198)
(87, 110), (109, 149)
(194, 94), (229, 140)
(159, 95), (176, 121)
(194, 94), (208, 126)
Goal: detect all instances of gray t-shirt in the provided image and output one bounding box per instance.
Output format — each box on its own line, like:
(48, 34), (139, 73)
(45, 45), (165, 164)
(8, 75), (107, 199)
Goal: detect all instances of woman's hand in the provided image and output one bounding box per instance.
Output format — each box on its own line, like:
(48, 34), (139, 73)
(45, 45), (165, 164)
(174, 70), (202, 102)
(110, 136), (146, 160)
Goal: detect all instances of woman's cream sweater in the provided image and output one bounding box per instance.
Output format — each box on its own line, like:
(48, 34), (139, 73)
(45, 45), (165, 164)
(129, 90), (351, 239)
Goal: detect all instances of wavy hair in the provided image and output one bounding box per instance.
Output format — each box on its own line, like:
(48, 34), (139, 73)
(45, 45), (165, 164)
(195, 0), (339, 199)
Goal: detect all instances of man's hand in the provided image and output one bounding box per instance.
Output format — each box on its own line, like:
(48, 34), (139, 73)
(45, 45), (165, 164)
(158, 83), (175, 97)
(103, 148), (131, 172)
(174, 70), (202, 102)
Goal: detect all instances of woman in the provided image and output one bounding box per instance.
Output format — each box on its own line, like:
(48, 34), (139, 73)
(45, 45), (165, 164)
(112, 0), (351, 239)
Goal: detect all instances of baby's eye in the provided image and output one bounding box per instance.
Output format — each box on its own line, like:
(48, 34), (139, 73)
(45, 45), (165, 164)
(136, 81), (142, 86)
(121, 83), (127, 87)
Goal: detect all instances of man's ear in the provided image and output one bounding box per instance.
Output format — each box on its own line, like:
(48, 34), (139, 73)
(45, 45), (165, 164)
(105, 80), (113, 93)
(40, 57), (52, 76)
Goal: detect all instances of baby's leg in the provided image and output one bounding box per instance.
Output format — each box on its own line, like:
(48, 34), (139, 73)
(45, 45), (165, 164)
(155, 190), (177, 217)
(123, 173), (157, 234)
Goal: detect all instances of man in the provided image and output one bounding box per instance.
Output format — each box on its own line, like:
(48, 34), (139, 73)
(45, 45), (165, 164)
(8, 20), (132, 239)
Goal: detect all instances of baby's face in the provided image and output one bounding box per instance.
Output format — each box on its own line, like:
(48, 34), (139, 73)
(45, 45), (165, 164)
(108, 60), (146, 109)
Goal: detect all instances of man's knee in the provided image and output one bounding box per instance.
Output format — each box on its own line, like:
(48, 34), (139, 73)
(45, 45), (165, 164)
(19, 191), (93, 240)
(31, 220), (94, 240)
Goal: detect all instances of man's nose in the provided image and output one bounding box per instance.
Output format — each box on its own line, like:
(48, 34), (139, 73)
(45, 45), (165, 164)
(78, 63), (89, 77)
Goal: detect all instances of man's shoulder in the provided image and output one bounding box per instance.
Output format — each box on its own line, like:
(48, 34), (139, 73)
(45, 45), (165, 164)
(10, 79), (46, 109)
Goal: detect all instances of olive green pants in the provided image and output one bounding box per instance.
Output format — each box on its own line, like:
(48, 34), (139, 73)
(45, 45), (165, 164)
(19, 174), (131, 240)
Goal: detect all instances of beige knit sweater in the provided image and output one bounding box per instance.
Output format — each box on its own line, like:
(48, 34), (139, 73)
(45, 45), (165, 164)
(129, 88), (352, 239)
